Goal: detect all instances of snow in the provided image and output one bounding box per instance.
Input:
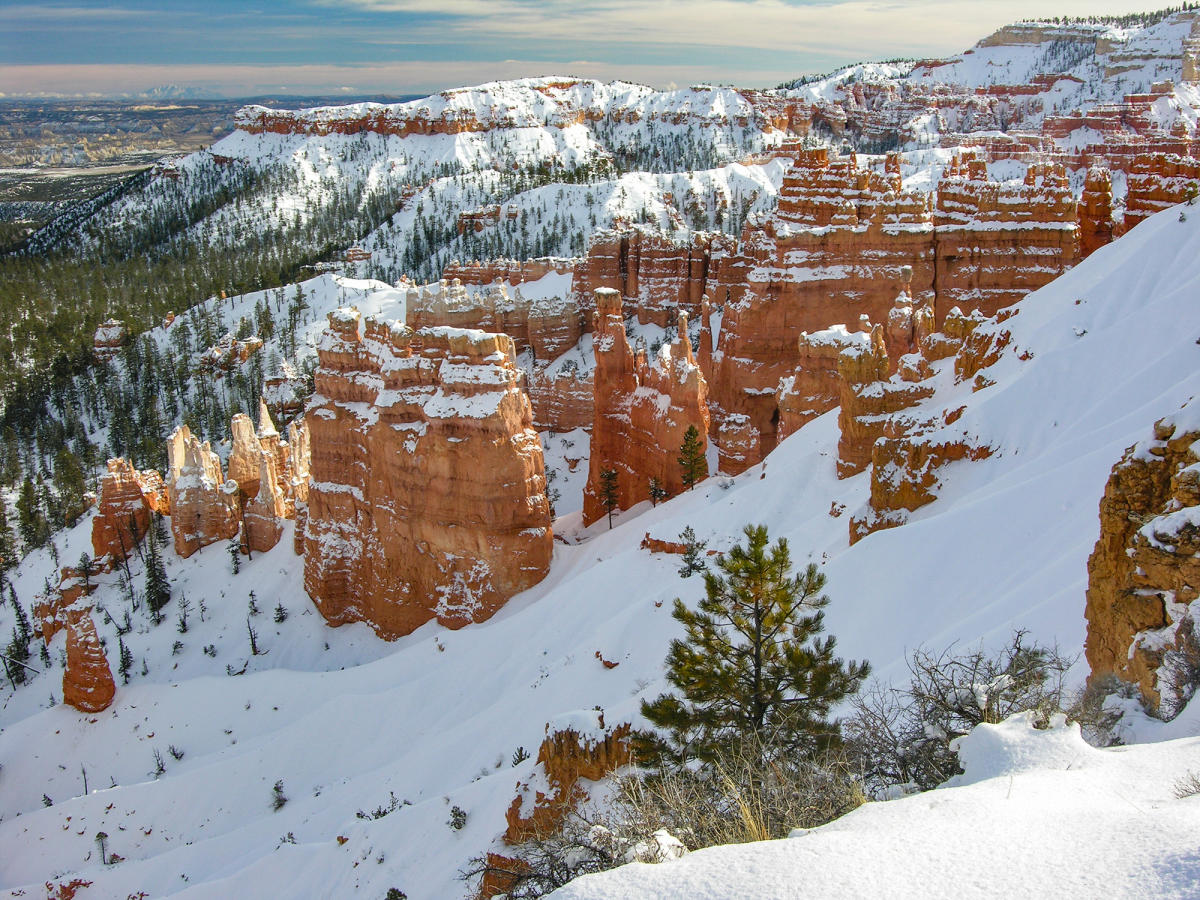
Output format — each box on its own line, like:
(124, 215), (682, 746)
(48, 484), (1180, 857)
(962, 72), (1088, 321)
(2, 200), (1199, 898)
(552, 714), (1200, 899)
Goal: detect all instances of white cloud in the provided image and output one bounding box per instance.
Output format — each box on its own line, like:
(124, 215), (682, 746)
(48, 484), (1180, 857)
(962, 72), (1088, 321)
(327, 0), (1172, 58)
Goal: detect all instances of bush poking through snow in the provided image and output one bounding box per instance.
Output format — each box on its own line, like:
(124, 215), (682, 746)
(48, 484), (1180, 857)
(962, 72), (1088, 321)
(846, 630), (1073, 797)
(1173, 770), (1200, 799)
(272, 780), (288, 811)
(448, 805), (467, 830)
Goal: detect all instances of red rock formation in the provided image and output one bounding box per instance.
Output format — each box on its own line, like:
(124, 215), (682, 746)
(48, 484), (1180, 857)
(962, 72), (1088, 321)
(573, 229), (733, 327)
(932, 156), (1078, 321)
(775, 322), (870, 443)
(91, 458), (166, 565)
(582, 291), (709, 524)
(505, 718), (632, 843)
(63, 611), (116, 713)
(92, 319), (126, 362)
(851, 429), (993, 543)
(199, 335), (264, 373)
(526, 366), (594, 433)
(709, 148), (1076, 453)
(707, 150), (935, 456)
(717, 414), (759, 476)
(243, 457), (284, 554)
(303, 310), (552, 639)
(1085, 407), (1200, 709)
(1125, 152), (1200, 228)
(165, 426), (241, 559)
(1079, 167), (1118, 258)
(407, 277), (584, 363)
(835, 323), (938, 478)
(640, 532), (689, 554)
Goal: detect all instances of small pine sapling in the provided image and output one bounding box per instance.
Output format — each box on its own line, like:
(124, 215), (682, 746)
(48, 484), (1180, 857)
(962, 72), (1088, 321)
(272, 780), (288, 811)
(648, 477), (669, 507)
(677, 425), (707, 491)
(273, 602), (288, 623)
(677, 526), (708, 578)
(599, 468), (619, 529)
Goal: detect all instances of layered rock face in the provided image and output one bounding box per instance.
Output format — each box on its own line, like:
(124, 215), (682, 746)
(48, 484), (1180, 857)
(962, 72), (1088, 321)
(504, 716), (632, 844)
(63, 610), (116, 713)
(1124, 152), (1200, 228)
(302, 310), (552, 639)
(708, 150), (937, 458)
(165, 426), (241, 559)
(90, 458), (167, 565)
(1085, 405), (1200, 709)
(708, 148), (1076, 458)
(582, 290), (709, 525)
(932, 157), (1079, 320)
(573, 229), (734, 327)
(92, 319), (126, 362)
(407, 277), (584, 364)
(526, 367), (594, 433)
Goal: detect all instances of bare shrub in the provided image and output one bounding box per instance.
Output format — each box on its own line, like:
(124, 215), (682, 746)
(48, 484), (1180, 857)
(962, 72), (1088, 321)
(1174, 770), (1200, 799)
(846, 630), (1074, 797)
(1160, 616), (1200, 721)
(462, 736), (862, 899)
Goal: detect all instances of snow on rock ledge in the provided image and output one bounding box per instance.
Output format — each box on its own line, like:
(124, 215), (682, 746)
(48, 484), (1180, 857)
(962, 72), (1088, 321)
(302, 309), (553, 639)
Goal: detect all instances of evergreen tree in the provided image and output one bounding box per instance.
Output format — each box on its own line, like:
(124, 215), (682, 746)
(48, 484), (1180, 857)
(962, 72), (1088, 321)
(118, 635), (133, 684)
(677, 425), (706, 491)
(144, 532), (170, 625)
(648, 477), (668, 507)
(599, 468), (619, 529)
(0, 493), (15, 569)
(677, 526), (708, 578)
(641, 524), (869, 766)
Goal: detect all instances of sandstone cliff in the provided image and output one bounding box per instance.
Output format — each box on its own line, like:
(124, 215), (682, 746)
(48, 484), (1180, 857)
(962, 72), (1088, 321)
(302, 310), (552, 639)
(1085, 403), (1200, 710)
(582, 290), (709, 524)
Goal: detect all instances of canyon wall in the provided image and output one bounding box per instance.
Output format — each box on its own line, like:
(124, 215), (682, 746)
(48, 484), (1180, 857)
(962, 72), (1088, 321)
(582, 289), (709, 525)
(1085, 403), (1200, 710)
(302, 310), (552, 639)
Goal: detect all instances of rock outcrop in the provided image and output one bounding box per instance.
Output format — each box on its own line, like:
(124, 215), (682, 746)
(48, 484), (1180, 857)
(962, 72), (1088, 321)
(302, 310), (552, 639)
(92, 319), (126, 362)
(1085, 404), (1200, 709)
(708, 148), (1076, 455)
(504, 715), (632, 844)
(582, 290), (709, 524)
(90, 458), (167, 565)
(63, 610), (116, 713)
(573, 229), (733, 327)
(407, 277), (584, 363)
(165, 426), (241, 559)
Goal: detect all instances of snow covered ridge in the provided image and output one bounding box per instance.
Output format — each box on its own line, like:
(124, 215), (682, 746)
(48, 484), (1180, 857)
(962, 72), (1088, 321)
(235, 78), (769, 136)
(551, 714), (1200, 899)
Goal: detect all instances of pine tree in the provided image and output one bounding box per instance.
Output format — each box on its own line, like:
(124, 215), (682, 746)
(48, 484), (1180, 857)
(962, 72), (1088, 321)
(677, 526), (707, 578)
(641, 524), (869, 766)
(144, 532), (170, 625)
(677, 425), (706, 491)
(599, 468), (619, 529)
(118, 635), (133, 684)
(648, 477), (668, 507)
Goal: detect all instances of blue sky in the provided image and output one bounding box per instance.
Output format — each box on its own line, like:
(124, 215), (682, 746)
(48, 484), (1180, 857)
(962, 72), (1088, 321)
(0, 0), (1176, 98)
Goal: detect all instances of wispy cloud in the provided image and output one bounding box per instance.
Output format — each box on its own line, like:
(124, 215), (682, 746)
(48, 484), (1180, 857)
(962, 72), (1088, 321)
(323, 0), (1166, 57)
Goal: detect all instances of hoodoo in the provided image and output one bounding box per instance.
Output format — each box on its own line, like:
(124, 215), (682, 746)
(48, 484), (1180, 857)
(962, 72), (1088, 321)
(302, 309), (553, 639)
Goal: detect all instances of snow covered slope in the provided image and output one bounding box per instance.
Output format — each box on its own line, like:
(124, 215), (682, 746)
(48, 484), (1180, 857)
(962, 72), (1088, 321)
(553, 712), (1200, 899)
(3, 204), (1200, 899)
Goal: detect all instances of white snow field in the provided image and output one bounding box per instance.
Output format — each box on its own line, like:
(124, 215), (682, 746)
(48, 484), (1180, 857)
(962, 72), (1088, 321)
(3, 198), (1200, 898)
